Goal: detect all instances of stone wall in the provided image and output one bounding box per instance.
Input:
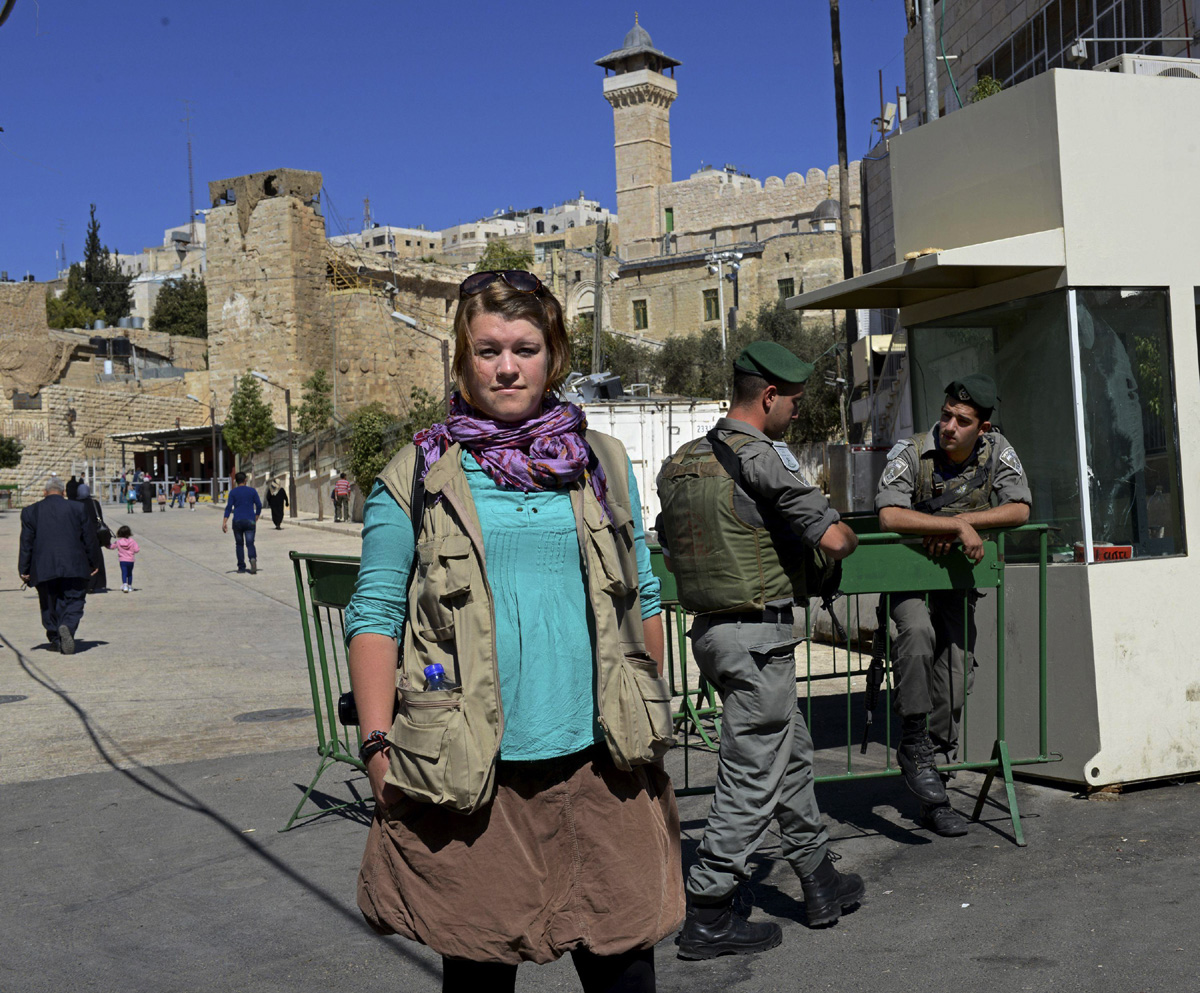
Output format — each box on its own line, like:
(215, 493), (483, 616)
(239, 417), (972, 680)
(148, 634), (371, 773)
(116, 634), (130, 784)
(609, 229), (857, 340)
(0, 282), (48, 332)
(661, 164), (860, 254)
(205, 184), (332, 426)
(0, 382), (205, 502)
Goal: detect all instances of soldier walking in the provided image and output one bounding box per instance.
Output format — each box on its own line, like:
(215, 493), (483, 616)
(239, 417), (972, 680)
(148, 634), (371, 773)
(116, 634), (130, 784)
(658, 341), (865, 960)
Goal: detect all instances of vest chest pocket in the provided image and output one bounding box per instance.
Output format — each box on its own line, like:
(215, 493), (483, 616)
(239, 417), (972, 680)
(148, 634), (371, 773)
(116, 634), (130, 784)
(415, 534), (475, 641)
(585, 514), (639, 597)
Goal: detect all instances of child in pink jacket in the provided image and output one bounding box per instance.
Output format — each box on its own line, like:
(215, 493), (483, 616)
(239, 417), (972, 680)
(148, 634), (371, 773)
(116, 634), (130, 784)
(109, 525), (140, 592)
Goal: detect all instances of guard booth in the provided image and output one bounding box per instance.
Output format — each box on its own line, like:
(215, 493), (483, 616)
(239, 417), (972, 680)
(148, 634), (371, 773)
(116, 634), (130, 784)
(787, 67), (1200, 789)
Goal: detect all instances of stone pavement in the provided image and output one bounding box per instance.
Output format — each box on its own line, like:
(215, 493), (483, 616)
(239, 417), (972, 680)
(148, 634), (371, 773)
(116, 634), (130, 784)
(3, 504), (1200, 992)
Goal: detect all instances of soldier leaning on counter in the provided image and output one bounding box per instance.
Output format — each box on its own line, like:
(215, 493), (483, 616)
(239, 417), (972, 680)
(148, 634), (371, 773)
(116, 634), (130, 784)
(875, 373), (1031, 837)
(658, 341), (865, 961)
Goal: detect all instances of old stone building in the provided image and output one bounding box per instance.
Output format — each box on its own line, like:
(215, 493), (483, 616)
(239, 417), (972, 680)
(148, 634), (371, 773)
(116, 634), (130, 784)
(596, 17), (862, 342)
(0, 280), (216, 500)
(205, 168), (459, 427)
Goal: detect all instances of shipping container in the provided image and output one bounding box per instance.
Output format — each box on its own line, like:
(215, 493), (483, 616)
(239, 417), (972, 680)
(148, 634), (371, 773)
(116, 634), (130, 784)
(581, 398), (728, 530)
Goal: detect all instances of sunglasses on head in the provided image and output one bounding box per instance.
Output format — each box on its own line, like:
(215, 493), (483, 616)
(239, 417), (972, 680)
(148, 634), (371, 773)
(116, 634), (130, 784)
(459, 270), (544, 298)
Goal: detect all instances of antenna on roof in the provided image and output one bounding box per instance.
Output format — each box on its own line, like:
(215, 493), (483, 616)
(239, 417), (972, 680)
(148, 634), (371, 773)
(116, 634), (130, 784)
(181, 99), (196, 247)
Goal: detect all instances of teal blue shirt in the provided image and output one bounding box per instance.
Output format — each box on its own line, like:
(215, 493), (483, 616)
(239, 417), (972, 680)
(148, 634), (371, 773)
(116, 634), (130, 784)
(345, 452), (661, 760)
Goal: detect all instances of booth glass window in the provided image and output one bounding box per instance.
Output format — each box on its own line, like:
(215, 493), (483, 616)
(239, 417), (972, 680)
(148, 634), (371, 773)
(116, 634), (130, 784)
(909, 290), (1082, 559)
(909, 287), (1184, 563)
(1074, 288), (1183, 558)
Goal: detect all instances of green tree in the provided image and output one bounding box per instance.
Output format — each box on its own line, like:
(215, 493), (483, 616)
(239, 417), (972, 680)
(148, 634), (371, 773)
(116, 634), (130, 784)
(395, 386), (445, 448)
(149, 273), (207, 338)
(474, 240), (534, 273)
(46, 204), (133, 328)
(297, 368), (335, 517)
(969, 75), (1003, 103)
(653, 302), (844, 444)
(346, 402), (403, 493)
(0, 434), (23, 469)
(222, 374), (278, 463)
(567, 317), (658, 387)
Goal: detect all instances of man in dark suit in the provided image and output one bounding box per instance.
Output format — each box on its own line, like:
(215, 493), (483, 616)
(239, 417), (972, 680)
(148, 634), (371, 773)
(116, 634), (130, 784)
(18, 475), (102, 654)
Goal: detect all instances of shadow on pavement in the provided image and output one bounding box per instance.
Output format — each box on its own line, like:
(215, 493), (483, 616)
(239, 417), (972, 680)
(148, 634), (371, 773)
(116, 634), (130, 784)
(0, 627), (437, 981)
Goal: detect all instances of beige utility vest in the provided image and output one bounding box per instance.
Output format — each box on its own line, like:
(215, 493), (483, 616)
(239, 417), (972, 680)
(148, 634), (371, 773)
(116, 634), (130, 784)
(375, 430), (673, 814)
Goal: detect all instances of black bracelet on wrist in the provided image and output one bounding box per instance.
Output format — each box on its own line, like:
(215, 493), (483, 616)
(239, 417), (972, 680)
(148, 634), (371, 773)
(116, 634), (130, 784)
(359, 729), (389, 765)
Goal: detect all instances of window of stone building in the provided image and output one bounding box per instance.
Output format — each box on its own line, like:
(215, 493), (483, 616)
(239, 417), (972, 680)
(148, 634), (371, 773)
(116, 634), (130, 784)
(575, 271), (581, 282)
(703, 289), (719, 322)
(664, 207), (674, 233)
(536, 221), (545, 234)
(373, 236), (386, 246)
(406, 240), (411, 247)
(633, 299), (648, 330)
(822, 220), (837, 232)
(777, 278), (795, 299)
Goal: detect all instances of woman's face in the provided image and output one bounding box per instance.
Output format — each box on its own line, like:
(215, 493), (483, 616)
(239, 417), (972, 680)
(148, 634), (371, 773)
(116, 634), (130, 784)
(465, 313), (549, 423)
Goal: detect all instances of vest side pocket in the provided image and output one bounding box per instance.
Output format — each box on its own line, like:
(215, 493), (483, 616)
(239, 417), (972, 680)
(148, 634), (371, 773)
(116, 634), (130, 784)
(385, 691), (498, 813)
(600, 651), (675, 771)
(585, 515), (637, 596)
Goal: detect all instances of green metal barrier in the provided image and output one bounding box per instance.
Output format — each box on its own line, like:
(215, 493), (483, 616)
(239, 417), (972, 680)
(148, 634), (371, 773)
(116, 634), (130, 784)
(283, 550), (367, 831)
(287, 526), (1057, 844)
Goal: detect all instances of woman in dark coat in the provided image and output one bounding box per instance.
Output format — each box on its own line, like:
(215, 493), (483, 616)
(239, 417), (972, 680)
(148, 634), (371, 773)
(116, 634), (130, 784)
(85, 497), (110, 593)
(141, 478), (154, 513)
(265, 477), (288, 529)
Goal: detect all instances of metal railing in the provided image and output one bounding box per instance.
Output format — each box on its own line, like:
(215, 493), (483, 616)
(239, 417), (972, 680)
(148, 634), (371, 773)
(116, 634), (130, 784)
(286, 525), (1058, 843)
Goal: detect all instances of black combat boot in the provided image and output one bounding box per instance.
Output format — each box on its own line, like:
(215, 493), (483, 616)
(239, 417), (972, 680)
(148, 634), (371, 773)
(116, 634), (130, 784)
(897, 716), (948, 805)
(676, 899), (782, 960)
(798, 852), (865, 926)
(920, 802), (969, 837)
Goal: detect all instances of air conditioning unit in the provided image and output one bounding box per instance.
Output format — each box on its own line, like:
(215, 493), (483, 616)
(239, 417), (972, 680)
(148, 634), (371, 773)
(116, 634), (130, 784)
(1092, 54), (1200, 78)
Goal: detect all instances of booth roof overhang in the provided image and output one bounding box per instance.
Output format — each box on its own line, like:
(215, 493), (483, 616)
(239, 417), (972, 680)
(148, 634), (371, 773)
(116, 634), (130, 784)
(785, 228), (1066, 313)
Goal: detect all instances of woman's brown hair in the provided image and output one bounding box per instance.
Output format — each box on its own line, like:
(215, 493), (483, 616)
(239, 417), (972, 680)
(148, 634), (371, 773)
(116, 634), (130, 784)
(451, 276), (571, 407)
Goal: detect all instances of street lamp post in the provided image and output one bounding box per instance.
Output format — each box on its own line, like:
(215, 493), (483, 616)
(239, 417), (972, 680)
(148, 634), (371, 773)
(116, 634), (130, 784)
(705, 251), (743, 358)
(186, 392), (222, 503)
(391, 310), (452, 414)
(251, 372), (297, 518)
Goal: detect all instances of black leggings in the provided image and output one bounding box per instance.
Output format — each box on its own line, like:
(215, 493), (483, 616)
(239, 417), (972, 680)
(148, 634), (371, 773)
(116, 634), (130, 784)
(442, 947), (654, 993)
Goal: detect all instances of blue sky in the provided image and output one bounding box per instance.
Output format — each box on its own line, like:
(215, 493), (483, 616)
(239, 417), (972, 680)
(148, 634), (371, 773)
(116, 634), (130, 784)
(0, 1), (910, 279)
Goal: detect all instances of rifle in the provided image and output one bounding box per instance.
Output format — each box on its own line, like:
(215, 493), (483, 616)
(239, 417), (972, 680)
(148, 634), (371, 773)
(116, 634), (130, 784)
(860, 600), (888, 753)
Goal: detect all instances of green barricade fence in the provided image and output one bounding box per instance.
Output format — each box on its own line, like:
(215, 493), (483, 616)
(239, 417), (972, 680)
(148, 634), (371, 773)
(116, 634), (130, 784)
(284, 551), (366, 831)
(288, 525), (1058, 843)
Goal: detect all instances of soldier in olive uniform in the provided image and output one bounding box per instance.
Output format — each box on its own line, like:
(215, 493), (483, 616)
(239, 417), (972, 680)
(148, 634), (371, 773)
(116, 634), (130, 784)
(659, 341), (866, 960)
(875, 374), (1031, 837)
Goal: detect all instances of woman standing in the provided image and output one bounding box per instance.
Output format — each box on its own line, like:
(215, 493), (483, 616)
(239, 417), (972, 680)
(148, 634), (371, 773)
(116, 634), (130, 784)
(346, 270), (683, 992)
(265, 476), (288, 529)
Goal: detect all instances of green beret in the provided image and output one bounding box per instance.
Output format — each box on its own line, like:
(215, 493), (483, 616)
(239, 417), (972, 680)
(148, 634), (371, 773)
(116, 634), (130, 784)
(733, 341), (815, 385)
(945, 373), (997, 411)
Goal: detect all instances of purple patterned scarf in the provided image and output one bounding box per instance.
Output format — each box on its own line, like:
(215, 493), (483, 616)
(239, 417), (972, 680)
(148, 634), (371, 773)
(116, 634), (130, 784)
(414, 393), (610, 519)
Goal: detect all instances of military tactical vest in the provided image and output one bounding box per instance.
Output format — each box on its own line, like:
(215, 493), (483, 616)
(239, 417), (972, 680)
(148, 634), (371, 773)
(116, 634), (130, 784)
(912, 432), (998, 517)
(657, 433), (807, 614)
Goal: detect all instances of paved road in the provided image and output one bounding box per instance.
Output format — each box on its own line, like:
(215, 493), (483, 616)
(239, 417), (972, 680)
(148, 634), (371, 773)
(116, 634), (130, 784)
(0, 504), (363, 783)
(3, 504), (1200, 992)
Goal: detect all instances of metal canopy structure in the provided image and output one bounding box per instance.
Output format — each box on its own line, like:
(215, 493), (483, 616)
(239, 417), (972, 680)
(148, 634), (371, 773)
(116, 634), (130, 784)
(785, 228), (1066, 312)
(108, 425), (218, 447)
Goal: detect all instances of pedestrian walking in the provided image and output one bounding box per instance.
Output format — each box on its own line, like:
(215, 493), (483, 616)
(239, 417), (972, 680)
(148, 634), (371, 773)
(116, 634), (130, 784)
(126, 483), (137, 514)
(170, 480), (183, 508)
(658, 341), (865, 958)
(141, 477), (154, 513)
(333, 472), (352, 522)
(156, 487), (167, 512)
(66, 474), (79, 501)
(108, 525), (140, 592)
(186, 486), (197, 512)
(347, 268), (682, 989)
(18, 475), (102, 654)
(265, 476), (288, 529)
(222, 471), (262, 574)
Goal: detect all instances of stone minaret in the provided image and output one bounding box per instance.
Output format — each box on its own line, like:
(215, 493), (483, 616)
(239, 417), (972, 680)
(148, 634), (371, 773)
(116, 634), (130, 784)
(597, 17), (680, 261)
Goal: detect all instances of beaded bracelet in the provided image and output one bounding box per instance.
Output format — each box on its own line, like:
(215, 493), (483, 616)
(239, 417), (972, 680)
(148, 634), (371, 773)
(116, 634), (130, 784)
(359, 729), (389, 764)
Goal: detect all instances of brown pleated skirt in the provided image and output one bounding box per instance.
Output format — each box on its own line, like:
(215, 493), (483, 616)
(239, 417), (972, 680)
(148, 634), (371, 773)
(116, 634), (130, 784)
(357, 745), (685, 965)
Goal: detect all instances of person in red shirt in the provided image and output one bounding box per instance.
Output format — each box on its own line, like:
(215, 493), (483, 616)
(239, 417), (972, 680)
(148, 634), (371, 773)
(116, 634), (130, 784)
(333, 473), (353, 522)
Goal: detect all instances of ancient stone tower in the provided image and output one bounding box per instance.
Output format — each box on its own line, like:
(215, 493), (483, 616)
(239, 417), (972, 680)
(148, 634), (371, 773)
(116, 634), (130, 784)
(205, 169), (332, 425)
(597, 17), (680, 262)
